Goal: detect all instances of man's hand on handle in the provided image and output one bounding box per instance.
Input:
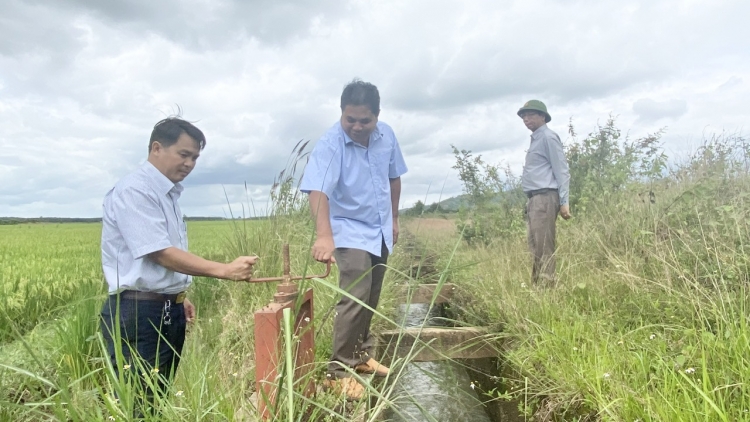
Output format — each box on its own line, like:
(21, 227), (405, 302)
(224, 255), (258, 281)
(312, 235), (336, 263)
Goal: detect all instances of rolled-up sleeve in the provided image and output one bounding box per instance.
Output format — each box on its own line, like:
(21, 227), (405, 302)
(300, 141), (341, 198)
(545, 134), (570, 205)
(112, 187), (172, 259)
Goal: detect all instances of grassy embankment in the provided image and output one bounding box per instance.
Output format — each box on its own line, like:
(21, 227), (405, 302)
(424, 139), (750, 421)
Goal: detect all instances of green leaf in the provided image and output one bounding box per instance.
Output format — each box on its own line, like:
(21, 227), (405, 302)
(674, 355), (686, 367)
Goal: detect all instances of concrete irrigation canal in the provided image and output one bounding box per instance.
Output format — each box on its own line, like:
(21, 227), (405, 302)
(381, 300), (492, 421)
(372, 283), (524, 422)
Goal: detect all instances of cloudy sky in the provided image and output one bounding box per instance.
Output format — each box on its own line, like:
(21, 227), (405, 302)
(1, 0), (748, 218)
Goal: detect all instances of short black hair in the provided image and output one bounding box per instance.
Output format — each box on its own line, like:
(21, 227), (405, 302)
(340, 79), (380, 116)
(148, 117), (206, 153)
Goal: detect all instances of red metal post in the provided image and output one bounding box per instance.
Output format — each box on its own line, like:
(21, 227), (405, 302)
(253, 245), (326, 420)
(254, 289), (315, 419)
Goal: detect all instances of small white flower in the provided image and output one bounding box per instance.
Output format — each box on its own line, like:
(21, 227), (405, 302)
(520, 283), (527, 288)
(232, 372), (238, 377)
(572, 347), (579, 351)
(123, 364), (131, 370)
(151, 368), (159, 374)
(108, 417), (115, 421)
(685, 367), (695, 374)
(603, 373), (611, 378)
(304, 317), (310, 322)
(176, 390), (184, 397)
(649, 334), (656, 340)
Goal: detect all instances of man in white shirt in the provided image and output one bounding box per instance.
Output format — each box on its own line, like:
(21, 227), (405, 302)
(100, 117), (257, 412)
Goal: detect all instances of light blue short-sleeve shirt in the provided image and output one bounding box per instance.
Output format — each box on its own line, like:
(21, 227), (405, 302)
(300, 121), (408, 257)
(101, 162), (190, 294)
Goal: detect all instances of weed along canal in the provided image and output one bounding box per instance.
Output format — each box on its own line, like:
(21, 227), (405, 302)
(381, 302), (492, 422)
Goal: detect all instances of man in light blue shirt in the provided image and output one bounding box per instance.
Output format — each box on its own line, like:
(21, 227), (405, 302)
(100, 117), (258, 413)
(518, 100), (571, 286)
(300, 80), (408, 400)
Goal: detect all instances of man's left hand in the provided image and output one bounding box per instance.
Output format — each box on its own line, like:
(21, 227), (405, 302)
(393, 218), (400, 245)
(184, 298), (196, 323)
(559, 205), (572, 220)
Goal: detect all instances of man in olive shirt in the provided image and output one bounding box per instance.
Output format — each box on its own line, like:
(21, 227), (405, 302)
(518, 100), (571, 285)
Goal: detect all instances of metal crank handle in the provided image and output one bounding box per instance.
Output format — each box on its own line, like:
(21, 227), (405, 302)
(245, 260), (331, 283)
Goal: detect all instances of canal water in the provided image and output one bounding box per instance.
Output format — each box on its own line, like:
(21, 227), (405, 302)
(382, 303), (492, 422)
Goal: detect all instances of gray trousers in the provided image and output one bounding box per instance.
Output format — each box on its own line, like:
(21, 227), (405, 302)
(526, 191), (560, 285)
(328, 239), (389, 378)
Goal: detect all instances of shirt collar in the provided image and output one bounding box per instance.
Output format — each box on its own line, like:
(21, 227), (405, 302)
(339, 122), (383, 146)
(531, 124), (548, 139)
(142, 161), (183, 196)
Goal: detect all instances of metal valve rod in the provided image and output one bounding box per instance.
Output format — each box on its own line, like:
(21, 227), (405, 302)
(244, 243), (331, 303)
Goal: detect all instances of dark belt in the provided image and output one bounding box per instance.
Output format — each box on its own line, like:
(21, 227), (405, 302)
(118, 290), (186, 304)
(526, 188), (558, 198)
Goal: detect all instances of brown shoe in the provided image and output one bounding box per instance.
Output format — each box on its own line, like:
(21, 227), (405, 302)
(355, 358), (389, 377)
(322, 377), (365, 401)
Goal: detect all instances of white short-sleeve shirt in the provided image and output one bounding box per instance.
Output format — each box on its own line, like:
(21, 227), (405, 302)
(101, 162), (190, 294)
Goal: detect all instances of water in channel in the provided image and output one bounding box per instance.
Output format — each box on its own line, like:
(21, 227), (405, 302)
(382, 303), (492, 422)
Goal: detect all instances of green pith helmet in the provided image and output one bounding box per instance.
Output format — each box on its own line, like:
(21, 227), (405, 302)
(517, 99), (551, 123)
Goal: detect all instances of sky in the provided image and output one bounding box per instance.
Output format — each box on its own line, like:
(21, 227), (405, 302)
(1, 0), (748, 218)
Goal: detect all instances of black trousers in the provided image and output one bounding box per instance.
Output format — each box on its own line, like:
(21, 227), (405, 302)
(100, 294), (186, 407)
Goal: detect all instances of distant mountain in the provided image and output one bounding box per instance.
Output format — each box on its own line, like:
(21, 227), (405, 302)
(435, 195), (469, 212)
(400, 189), (526, 215)
(398, 194), (469, 215)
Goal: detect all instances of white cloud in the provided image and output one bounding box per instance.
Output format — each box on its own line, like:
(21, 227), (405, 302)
(633, 98), (688, 123)
(0, 0), (749, 217)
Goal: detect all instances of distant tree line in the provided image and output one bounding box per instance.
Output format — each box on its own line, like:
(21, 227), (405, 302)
(0, 217), (102, 225)
(400, 200), (457, 216)
(0, 216), (261, 225)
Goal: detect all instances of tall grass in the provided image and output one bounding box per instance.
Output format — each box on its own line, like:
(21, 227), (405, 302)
(440, 135), (750, 420)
